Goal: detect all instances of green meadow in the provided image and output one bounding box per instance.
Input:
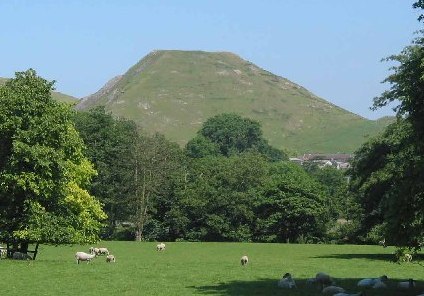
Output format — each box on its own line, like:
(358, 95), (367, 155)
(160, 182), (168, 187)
(1, 242), (423, 295)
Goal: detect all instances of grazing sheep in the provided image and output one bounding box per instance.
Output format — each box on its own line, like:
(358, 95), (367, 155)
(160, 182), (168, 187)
(97, 247), (110, 255)
(89, 247), (99, 255)
(322, 285), (345, 295)
(156, 243), (166, 251)
(397, 278), (415, 289)
(240, 255), (249, 266)
(277, 272), (297, 288)
(12, 252), (32, 260)
(75, 251), (96, 264)
(357, 275), (388, 288)
(106, 254), (115, 263)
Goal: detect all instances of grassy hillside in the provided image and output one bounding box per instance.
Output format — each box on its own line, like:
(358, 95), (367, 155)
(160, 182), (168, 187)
(0, 242), (422, 295)
(77, 50), (391, 153)
(0, 77), (78, 104)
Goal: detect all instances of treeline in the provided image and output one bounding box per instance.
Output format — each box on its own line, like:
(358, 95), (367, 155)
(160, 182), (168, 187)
(73, 108), (356, 243)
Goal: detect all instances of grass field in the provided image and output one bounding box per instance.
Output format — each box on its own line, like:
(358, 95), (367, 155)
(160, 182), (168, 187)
(0, 242), (423, 295)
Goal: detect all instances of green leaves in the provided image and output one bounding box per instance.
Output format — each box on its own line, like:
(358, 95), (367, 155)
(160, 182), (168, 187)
(0, 69), (106, 245)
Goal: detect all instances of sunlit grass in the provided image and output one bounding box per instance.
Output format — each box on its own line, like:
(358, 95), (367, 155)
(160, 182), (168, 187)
(0, 242), (422, 295)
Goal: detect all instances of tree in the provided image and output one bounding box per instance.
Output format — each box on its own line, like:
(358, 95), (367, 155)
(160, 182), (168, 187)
(73, 107), (138, 236)
(255, 162), (330, 243)
(350, 2), (424, 249)
(132, 133), (184, 241)
(0, 70), (106, 256)
(168, 153), (267, 242)
(187, 113), (287, 161)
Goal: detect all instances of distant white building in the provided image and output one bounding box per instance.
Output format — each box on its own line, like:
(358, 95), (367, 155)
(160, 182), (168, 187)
(291, 153), (352, 170)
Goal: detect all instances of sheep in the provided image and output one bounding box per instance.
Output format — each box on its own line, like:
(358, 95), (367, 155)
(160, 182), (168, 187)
(75, 251), (96, 264)
(106, 254), (115, 263)
(357, 275), (388, 288)
(397, 278), (415, 289)
(240, 255), (249, 266)
(372, 280), (387, 289)
(277, 272), (297, 288)
(156, 243), (166, 251)
(315, 272), (334, 290)
(322, 285), (345, 295)
(97, 247), (110, 255)
(89, 247), (99, 255)
(12, 251), (32, 260)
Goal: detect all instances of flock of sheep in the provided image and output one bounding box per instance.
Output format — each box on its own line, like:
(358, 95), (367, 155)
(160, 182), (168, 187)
(75, 246), (116, 264)
(74, 242), (166, 265)
(240, 255), (423, 295)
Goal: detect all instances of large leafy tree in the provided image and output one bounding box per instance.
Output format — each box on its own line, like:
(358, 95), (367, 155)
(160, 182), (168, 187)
(255, 162), (330, 243)
(132, 133), (185, 241)
(0, 70), (106, 254)
(73, 107), (137, 235)
(186, 113), (286, 161)
(349, 2), (424, 249)
(168, 153), (267, 242)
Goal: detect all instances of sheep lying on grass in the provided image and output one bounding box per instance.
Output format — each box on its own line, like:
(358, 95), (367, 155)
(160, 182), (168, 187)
(357, 275), (388, 288)
(12, 252), (32, 260)
(75, 252), (96, 264)
(156, 243), (166, 251)
(106, 254), (115, 263)
(277, 272), (296, 288)
(322, 285), (345, 295)
(240, 255), (248, 266)
(397, 278), (415, 289)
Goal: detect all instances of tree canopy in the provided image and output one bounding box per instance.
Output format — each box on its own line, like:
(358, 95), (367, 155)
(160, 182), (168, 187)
(186, 113), (287, 161)
(0, 69), (106, 247)
(349, 3), (424, 250)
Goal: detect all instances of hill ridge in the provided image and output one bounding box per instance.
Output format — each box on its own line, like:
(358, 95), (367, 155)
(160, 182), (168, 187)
(75, 50), (390, 153)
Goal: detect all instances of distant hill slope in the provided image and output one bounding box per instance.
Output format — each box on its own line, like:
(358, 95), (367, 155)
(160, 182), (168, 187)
(0, 77), (78, 104)
(77, 50), (392, 153)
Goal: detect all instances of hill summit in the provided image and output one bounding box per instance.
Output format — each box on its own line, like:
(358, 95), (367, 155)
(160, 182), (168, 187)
(77, 50), (390, 153)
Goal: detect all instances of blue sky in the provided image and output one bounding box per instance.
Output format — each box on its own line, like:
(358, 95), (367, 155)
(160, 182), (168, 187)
(0, 1), (421, 119)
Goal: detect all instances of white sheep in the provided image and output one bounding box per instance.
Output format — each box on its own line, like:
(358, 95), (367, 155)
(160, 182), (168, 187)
(322, 285), (345, 295)
(277, 272), (297, 288)
(89, 247), (99, 255)
(75, 251), (96, 264)
(397, 278), (415, 289)
(156, 243), (166, 251)
(12, 251), (32, 260)
(240, 255), (249, 266)
(97, 247), (110, 255)
(106, 254), (115, 263)
(357, 275), (388, 288)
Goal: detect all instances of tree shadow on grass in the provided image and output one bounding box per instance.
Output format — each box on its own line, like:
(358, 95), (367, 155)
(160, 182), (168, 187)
(188, 277), (424, 296)
(312, 253), (424, 263)
(312, 253), (395, 261)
